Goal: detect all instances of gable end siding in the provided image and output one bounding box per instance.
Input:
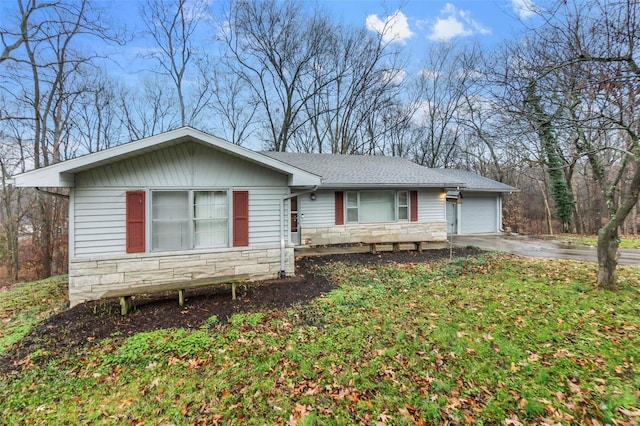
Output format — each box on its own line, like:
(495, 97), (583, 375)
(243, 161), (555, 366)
(75, 142), (289, 188)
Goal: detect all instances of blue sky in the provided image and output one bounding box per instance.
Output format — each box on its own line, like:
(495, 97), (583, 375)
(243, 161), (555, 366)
(96, 0), (537, 74)
(350, 0), (535, 44)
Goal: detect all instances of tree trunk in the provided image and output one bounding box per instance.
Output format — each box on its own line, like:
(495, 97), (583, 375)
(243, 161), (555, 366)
(537, 178), (554, 235)
(37, 192), (52, 278)
(596, 222), (619, 288)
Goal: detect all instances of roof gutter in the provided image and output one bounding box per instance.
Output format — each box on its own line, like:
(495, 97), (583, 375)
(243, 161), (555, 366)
(279, 186), (318, 278)
(36, 187), (70, 199)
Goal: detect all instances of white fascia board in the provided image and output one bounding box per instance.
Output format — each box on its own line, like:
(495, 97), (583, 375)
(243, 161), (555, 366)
(11, 127), (322, 188)
(288, 172), (322, 187)
(12, 166), (75, 187)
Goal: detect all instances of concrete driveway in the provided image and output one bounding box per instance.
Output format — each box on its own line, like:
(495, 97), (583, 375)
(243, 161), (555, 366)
(452, 234), (640, 267)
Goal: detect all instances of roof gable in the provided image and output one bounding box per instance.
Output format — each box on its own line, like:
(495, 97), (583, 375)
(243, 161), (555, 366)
(11, 127), (321, 188)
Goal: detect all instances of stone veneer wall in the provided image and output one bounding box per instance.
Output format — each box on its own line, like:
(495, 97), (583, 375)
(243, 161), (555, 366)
(301, 222), (447, 246)
(68, 244), (294, 306)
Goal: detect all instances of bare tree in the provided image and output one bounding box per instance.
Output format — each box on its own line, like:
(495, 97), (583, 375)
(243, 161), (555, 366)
(72, 70), (124, 153)
(140, 0), (211, 128)
(0, 0), (57, 64)
(410, 43), (481, 168)
(306, 23), (408, 154)
(221, 0), (335, 151)
(497, 0), (640, 287)
(1, 0), (122, 278)
(0, 126), (29, 282)
(118, 78), (180, 141)
(208, 63), (257, 145)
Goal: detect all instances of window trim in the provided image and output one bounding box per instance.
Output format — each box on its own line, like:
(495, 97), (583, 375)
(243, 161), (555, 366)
(344, 190), (412, 224)
(149, 188), (231, 252)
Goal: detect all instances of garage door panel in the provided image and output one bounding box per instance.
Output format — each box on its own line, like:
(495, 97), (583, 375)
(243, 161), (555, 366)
(460, 196), (497, 234)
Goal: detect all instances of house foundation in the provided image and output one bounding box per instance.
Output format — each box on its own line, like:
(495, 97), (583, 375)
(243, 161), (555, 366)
(67, 244), (294, 306)
(301, 222), (448, 246)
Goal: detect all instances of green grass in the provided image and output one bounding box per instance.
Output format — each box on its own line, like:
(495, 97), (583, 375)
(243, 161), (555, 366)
(0, 275), (67, 354)
(559, 234), (640, 249)
(1, 256), (639, 425)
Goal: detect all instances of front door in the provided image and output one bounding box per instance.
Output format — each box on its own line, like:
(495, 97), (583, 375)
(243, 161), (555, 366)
(290, 196), (301, 245)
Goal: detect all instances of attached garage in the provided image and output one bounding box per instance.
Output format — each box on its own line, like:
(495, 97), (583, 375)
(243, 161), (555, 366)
(439, 169), (516, 235)
(447, 193), (500, 234)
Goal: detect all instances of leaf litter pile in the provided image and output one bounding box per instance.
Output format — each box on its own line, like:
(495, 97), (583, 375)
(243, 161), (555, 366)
(2, 247), (640, 425)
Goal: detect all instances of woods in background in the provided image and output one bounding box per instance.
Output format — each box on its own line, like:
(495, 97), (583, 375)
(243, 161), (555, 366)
(1, 0), (638, 286)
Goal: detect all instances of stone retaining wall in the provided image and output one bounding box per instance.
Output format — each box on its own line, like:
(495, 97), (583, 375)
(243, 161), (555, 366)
(301, 222), (447, 246)
(68, 245), (294, 306)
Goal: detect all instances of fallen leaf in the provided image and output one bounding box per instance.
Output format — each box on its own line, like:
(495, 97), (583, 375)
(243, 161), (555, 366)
(619, 407), (640, 417)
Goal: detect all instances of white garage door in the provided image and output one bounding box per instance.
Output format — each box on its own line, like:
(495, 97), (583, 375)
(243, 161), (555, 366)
(460, 195), (498, 234)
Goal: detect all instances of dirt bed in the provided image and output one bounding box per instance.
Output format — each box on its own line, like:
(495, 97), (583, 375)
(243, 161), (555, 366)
(1, 248), (481, 373)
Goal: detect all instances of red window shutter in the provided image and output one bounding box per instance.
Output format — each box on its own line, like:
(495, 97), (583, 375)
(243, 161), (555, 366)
(335, 191), (344, 225)
(410, 190), (418, 222)
(233, 191), (249, 247)
(126, 191), (145, 253)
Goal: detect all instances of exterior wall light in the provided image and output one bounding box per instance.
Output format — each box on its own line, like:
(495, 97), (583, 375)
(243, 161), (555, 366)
(309, 193), (317, 201)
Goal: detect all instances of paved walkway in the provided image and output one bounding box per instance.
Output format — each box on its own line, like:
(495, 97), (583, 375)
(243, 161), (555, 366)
(452, 234), (640, 266)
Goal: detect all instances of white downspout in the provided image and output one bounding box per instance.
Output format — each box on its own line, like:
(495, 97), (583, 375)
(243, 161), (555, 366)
(498, 194), (504, 232)
(279, 186), (318, 278)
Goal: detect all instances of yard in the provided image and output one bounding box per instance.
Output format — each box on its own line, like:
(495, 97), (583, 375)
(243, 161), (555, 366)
(1, 249), (639, 425)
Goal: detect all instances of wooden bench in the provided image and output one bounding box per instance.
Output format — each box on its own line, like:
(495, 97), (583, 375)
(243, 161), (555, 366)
(103, 274), (249, 315)
(362, 240), (426, 255)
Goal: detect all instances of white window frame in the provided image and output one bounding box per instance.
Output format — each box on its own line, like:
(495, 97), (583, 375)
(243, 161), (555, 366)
(345, 190), (410, 224)
(149, 189), (231, 252)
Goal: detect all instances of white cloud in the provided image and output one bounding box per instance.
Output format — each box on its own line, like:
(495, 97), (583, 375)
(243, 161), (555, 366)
(366, 10), (414, 44)
(419, 69), (440, 80)
(511, 0), (537, 19)
(411, 100), (435, 124)
(382, 68), (407, 86)
(427, 3), (491, 42)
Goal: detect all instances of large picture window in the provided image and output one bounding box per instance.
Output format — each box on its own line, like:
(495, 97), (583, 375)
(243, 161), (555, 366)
(345, 190), (410, 224)
(152, 190), (229, 251)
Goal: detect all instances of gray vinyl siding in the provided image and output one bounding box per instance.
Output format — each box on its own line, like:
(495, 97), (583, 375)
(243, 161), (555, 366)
(459, 194), (499, 234)
(74, 188), (127, 257)
(72, 186), (287, 258)
(298, 189), (444, 228)
(246, 187), (288, 245)
(418, 189), (445, 221)
(75, 142), (288, 188)
(298, 190), (334, 227)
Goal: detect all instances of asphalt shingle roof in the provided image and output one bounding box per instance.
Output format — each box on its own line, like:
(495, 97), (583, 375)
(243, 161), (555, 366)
(262, 152), (515, 192)
(261, 152), (461, 188)
(436, 168), (517, 192)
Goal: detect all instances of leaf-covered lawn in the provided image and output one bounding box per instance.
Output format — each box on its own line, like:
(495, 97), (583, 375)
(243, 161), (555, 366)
(0, 276), (67, 354)
(1, 254), (639, 425)
(559, 234), (640, 249)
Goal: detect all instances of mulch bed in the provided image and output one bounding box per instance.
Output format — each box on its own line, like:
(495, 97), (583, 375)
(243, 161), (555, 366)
(0, 248), (481, 373)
